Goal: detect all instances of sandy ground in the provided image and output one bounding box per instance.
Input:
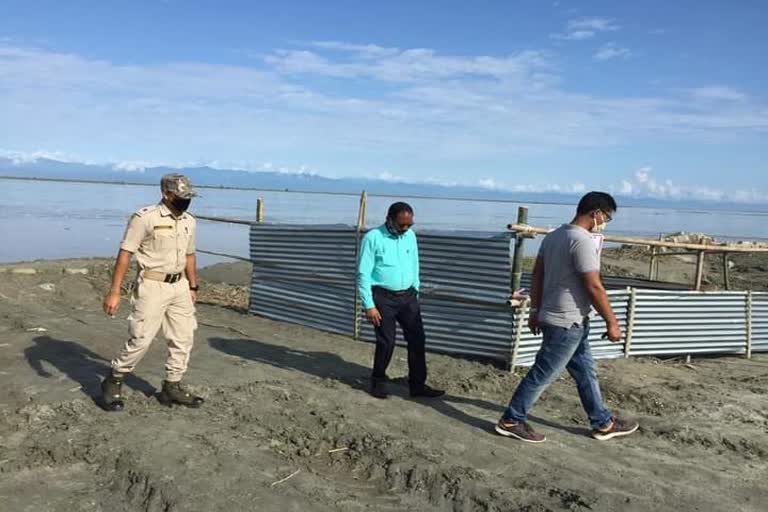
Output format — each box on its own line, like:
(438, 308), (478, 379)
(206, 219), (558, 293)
(0, 258), (766, 512)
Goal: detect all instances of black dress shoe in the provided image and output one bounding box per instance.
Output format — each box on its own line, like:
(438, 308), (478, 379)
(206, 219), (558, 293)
(410, 384), (445, 398)
(370, 381), (389, 399)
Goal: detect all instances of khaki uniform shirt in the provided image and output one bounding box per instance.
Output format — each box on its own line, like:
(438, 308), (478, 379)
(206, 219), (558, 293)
(120, 203), (196, 274)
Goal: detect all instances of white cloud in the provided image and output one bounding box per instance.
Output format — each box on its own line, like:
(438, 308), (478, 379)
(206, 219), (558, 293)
(619, 180), (634, 195)
(612, 167), (765, 203)
(113, 161), (150, 172)
(689, 86), (747, 102)
(570, 18), (620, 32)
(378, 171), (408, 182)
(478, 178), (498, 189)
(594, 43), (631, 61)
(553, 17), (620, 40)
(311, 41), (400, 59)
(266, 45), (551, 83)
(285, 165), (318, 177)
(635, 166), (651, 183)
(0, 148), (95, 165)
(0, 147), (313, 177)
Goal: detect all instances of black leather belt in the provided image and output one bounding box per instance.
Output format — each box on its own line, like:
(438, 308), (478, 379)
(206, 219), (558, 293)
(373, 286), (415, 297)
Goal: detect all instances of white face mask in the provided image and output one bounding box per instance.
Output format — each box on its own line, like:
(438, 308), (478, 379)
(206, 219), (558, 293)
(591, 211), (608, 233)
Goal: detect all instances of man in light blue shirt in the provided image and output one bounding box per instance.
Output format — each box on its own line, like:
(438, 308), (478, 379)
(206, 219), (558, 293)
(358, 202), (445, 400)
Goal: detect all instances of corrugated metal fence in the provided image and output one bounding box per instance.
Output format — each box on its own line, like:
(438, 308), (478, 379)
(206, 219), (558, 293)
(248, 223), (767, 369)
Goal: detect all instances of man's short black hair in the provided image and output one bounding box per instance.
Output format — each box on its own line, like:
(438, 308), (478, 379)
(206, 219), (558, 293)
(577, 192), (617, 215)
(387, 201), (414, 220)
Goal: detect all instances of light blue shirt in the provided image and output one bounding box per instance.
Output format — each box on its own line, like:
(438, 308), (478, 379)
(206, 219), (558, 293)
(357, 225), (420, 309)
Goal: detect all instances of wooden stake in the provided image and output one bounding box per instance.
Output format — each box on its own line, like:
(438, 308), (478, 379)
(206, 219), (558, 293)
(510, 207), (528, 294)
(509, 298), (528, 372)
(356, 190), (368, 230)
(653, 233), (663, 280)
(648, 247), (657, 280)
(746, 291), (753, 359)
(624, 287), (637, 358)
(256, 197), (264, 223)
(353, 191), (368, 340)
(694, 251), (705, 291)
(722, 253), (731, 291)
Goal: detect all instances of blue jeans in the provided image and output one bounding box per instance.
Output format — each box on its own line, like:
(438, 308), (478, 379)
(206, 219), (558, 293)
(503, 319), (612, 430)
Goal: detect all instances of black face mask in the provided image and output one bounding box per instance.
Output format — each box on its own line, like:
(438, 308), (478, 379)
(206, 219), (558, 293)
(171, 197), (191, 212)
(386, 217), (409, 236)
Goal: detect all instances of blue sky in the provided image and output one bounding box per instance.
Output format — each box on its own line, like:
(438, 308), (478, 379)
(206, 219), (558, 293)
(1, 0), (766, 202)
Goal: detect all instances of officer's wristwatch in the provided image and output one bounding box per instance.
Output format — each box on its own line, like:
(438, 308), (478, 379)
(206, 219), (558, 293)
(189, 285), (200, 291)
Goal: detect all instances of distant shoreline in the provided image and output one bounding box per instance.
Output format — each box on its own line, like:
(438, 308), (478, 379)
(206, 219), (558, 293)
(1, 174), (581, 207)
(3, 174), (768, 215)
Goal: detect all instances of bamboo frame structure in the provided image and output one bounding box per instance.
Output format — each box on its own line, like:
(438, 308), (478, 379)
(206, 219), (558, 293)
(507, 223), (768, 253)
(509, 222), (768, 290)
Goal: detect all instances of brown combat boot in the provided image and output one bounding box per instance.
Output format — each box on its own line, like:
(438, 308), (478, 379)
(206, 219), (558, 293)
(101, 374), (125, 412)
(157, 380), (204, 408)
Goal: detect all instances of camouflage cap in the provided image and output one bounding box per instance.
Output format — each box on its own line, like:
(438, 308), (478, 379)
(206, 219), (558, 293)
(160, 173), (198, 199)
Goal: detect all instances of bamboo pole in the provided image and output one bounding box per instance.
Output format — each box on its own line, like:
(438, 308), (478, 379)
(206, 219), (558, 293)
(197, 249), (251, 262)
(624, 288), (637, 358)
(651, 251), (708, 258)
(653, 233), (663, 280)
(510, 210), (529, 372)
(256, 197), (264, 223)
(353, 191), (368, 340)
(507, 223), (768, 253)
(510, 207), (528, 294)
(510, 299), (528, 372)
(746, 291), (753, 359)
(196, 214), (255, 226)
(694, 251), (705, 291)
(648, 247), (657, 280)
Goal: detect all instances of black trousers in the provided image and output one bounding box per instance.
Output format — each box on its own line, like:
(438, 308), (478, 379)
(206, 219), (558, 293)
(371, 287), (427, 390)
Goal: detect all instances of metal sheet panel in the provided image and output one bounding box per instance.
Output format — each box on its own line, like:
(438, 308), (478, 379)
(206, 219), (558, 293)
(629, 290), (748, 356)
(752, 293), (768, 352)
(248, 224), (358, 336)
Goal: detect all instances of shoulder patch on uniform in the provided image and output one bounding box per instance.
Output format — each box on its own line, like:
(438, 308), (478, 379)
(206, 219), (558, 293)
(133, 205), (158, 217)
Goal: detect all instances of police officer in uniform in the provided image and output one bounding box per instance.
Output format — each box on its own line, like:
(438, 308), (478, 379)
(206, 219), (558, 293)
(101, 173), (204, 411)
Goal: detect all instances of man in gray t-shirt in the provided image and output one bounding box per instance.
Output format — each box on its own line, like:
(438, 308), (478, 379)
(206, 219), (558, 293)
(537, 223), (601, 329)
(495, 192), (639, 443)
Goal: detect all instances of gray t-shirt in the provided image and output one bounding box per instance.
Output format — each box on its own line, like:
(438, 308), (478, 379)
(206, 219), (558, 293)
(537, 224), (601, 328)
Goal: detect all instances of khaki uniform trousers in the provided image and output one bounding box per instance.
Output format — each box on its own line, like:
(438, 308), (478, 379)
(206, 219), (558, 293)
(111, 278), (197, 382)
